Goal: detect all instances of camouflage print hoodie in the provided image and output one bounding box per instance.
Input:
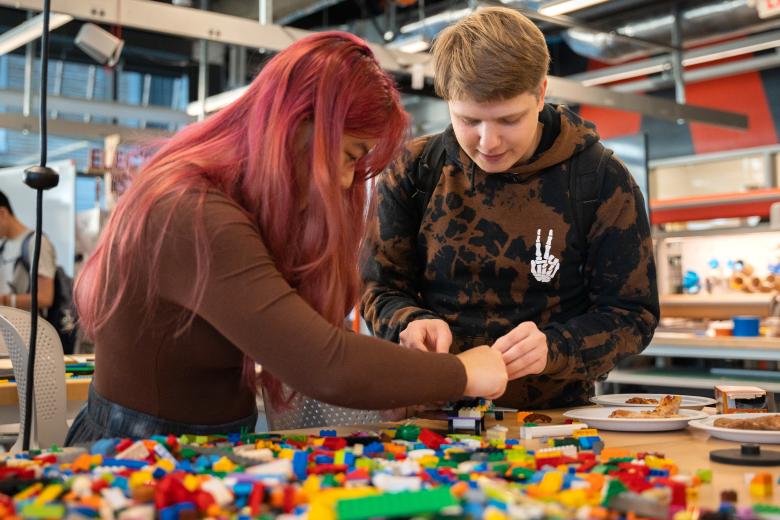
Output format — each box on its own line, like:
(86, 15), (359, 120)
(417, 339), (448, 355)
(360, 104), (659, 410)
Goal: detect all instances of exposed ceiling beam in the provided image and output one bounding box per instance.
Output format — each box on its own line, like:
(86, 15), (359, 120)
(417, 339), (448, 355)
(491, 1), (678, 54)
(0, 12), (73, 56)
(0, 89), (194, 125)
(0, 0), (748, 129)
(0, 112), (172, 142)
(611, 51), (780, 93)
(568, 30), (780, 86)
(546, 76), (746, 129)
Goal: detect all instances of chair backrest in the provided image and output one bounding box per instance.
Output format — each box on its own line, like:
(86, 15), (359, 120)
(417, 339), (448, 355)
(0, 307), (68, 451)
(262, 384), (382, 431)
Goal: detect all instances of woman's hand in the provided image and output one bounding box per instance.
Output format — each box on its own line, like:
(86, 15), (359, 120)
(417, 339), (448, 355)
(457, 345), (508, 399)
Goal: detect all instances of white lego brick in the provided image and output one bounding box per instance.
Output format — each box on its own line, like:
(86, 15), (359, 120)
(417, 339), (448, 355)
(520, 423), (587, 440)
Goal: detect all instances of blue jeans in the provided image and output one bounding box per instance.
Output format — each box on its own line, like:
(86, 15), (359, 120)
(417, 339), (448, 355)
(65, 384), (258, 446)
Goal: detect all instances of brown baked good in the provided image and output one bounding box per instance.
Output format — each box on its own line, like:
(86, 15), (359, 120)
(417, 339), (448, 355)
(626, 397), (659, 405)
(713, 414), (780, 431)
(523, 413), (552, 423)
(609, 395), (683, 419)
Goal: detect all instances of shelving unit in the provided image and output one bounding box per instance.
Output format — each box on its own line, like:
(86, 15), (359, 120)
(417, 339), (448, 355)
(660, 294), (775, 320)
(612, 211), (780, 395)
(600, 332), (780, 394)
(604, 368), (780, 393)
(644, 332), (780, 361)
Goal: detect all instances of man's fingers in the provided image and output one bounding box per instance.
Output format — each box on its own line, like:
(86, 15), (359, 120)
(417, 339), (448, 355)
(433, 327), (453, 353)
(500, 342), (534, 365)
(507, 351), (546, 379)
(493, 321), (536, 353)
(400, 327), (427, 351)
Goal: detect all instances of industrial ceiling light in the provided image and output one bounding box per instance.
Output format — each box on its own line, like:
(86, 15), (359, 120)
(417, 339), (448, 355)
(0, 13), (73, 56)
(75, 23), (124, 67)
(387, 33), (431, 54)
(538, 0), (610, 16)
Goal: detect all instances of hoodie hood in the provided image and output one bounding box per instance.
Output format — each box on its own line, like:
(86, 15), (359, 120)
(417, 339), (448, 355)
(442, 104), (601, 178)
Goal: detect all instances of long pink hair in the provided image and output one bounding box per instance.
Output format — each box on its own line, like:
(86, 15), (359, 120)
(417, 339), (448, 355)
(75, 32), (409, 405)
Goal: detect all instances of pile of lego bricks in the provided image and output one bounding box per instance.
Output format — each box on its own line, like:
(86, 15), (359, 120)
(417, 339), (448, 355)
(0, 423), (772, 519)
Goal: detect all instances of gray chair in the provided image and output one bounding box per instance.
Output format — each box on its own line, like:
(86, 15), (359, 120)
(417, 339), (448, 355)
(0, 307), (68, 451)
(262, 383), (382, 431)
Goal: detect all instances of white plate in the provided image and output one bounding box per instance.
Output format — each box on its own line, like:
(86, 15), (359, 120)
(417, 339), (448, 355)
(591, 394), (716, 410)
(688, 413), (780, 444)
(563, 407), (708, 432)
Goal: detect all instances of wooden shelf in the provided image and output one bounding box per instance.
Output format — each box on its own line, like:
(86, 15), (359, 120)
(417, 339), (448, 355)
(606, 368), (780, 393)
(660, 293), (776, 319)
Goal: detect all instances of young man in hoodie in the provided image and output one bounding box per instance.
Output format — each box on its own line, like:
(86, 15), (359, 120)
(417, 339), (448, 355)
(360, 6), (659, 409)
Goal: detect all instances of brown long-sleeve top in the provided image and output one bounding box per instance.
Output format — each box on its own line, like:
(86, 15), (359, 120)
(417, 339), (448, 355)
(93, 190), (467, 425)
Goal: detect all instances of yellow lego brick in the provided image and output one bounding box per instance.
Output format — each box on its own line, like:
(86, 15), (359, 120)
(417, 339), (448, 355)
(34, 484), (63, 505)
(156, 459), (175, 474)
(418, 455), (440, 468)
(573, 428), (599, 439)
(129, 471), (154, 489)
(308, 487), (379, 520)
(183, 474), (201, 492)
(212, 456), (237, 473)
(14, 483), (43, 501)
(557, 489), (587, 508)
(278, 449), (295, 460)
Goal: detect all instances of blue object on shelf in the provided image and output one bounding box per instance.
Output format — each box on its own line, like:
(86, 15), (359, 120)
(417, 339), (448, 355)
(732, 316), (760, 337)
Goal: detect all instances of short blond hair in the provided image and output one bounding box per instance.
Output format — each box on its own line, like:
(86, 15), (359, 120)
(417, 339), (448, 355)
(431, 6), (550, 102)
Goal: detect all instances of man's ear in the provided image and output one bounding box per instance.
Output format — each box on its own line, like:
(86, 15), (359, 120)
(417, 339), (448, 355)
(0, 207), (9, 219)
(537, 78), (548, 111)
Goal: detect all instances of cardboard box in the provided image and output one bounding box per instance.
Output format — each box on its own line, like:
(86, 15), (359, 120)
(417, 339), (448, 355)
(714, 385), (768, 414)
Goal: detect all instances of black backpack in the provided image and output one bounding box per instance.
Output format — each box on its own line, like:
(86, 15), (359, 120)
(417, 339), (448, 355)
(18, 232), (78, 355)
(409, 133), (613, 253)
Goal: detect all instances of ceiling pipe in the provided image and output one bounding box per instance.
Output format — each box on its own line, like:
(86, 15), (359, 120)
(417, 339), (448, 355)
(564, 0), (780, 64)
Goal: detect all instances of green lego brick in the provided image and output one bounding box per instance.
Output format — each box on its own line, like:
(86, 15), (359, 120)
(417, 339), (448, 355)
(395, 425), (421, 442)
(601, 480), (628, 508)
(179, 447), (198, 459)
(509, 467), (535, 481)
(754, 503), (780, 514)
(505, 450), (529, 462)
(490, 462), (510, 475)
(21, 504), (66, 518)
(447, 452), (471, 463)
(336, 487), (457, 519)
(322, 474), (339, 488)
(487, 452), (505, 462)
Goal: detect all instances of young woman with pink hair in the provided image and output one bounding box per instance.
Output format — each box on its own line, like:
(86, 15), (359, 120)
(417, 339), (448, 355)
(65, 32), (507, 443)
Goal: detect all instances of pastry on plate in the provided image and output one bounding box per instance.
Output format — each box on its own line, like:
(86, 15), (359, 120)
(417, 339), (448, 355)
(713, 414), (780, 431)
(609, 395), (683, 419)
(625, 397), (659, 405)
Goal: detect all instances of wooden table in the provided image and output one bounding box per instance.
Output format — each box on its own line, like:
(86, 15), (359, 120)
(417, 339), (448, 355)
(279, 409), (780, 511)
(0, 355), (91, 427)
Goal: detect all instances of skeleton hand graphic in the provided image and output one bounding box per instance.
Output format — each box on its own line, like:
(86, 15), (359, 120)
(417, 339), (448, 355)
(531, 228), (560, 283)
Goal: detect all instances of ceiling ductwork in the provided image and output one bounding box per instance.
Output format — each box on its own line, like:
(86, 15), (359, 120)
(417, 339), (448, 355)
(393, 0), (780, 65)
(564, 0), (780, 64)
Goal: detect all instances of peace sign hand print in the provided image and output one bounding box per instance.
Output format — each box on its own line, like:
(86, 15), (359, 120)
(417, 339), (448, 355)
(531, 229), (560, 283)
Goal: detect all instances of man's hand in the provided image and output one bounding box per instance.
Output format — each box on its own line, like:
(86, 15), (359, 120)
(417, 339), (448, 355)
(492, 321), (548, 380)
(399, 319), (452, 353)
